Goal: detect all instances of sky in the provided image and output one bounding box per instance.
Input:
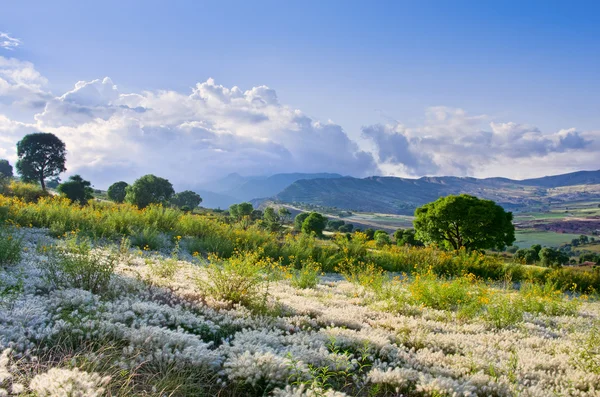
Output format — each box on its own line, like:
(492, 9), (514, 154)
(1, 0), (599, 189)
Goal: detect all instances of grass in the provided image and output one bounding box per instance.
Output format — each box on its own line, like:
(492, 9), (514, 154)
(514, 230), (583, 248)
(0, 226), (22, 266)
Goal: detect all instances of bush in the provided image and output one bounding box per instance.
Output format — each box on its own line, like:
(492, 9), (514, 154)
(41, 235), (118, 294)
(0, 227), (22, 266)
(130, 227), (165, 251)
(197, 250), (276, 306)
(408, 272), (486, 313)
(290, 259), (321, 289)
(7, 181), (50, 202)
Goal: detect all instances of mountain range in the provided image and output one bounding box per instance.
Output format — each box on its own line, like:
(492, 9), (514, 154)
(194, 170), (600, 213)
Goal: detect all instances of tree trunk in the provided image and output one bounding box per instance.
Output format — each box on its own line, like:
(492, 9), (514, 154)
(40, 176), (46, 191)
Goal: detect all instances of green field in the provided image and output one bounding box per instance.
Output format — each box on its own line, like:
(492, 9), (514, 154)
(514, 230), (583, 248)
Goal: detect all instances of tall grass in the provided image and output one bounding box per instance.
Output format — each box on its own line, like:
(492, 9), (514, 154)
(1, 193), (599, 292)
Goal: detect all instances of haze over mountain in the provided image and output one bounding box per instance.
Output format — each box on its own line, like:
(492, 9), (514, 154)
(197, 172), (342, 209)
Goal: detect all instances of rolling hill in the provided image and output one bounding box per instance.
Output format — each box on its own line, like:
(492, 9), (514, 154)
(273, 170), (600, 215)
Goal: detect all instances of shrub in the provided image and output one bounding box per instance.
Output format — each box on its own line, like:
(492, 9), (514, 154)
(42, 235), (118, 294)
(0, 227), (22, 266)
(130, 227), (165, 251)
(290, 259), (321, 289)
(485, 293), (524, 328)
(197, 250), (276, 307)
(7, 180), (50, 202)
(149, 237), (181, 280)
(408, 272), (486, 313)
(338, 259), (389, 296)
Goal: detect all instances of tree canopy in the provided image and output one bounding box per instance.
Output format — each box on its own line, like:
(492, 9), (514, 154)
(107, 181), (129, 203)
(0, 159), (13, 179)
(125, 174), (174, 209)
(57, 175), (94, 205)
(171, 190), (202, 210)
(394, 228), (423, 247)
(16, 132), (67, 191)
(414, 194), (515, 251)
(229, 202), (253, 220)
(294, 212), (310, 230)
(301, 212), (327, 236)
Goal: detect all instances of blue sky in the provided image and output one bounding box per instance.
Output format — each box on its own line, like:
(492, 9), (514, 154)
(1, 1), (599, 187)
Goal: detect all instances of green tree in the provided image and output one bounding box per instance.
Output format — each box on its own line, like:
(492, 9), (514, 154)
(374, 230), (391, 246)
(278, 207), (292, 223)
(338, 223), (354, 233)
(125, 174), (174, 209)
(229, 202), (254, 220)
(301, 212), (327, 236)
(414, 194), (515, 251)
(327, 219), (345, 231)
(294, 212), (310, 230)
(394, 228), (423, 246)
(57, 175), (94, 205)
(171, 190), (202, 210)
(261, 207), (282, 232)
(16, 132), (67, 191)
(107, 181), (129, 203)
(0, 159), (13, 179)
(364, 228), (375, 240)
(539, 247), (568, 267)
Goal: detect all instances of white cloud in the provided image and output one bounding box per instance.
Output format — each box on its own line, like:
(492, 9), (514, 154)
(0, 55), (598, 188)
(362, 106), (599, 179)
(0, 59), (377, 188)
(0, 32), (21, 50)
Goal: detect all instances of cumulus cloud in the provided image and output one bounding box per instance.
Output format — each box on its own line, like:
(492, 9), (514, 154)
(0, 59), (377, 188)
(0, 32), (21, 50)
(363, 106), (598, 178)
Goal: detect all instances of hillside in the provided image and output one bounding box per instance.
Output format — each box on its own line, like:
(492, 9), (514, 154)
(198, 172), (342, 208)
(274, 170), (600, 215)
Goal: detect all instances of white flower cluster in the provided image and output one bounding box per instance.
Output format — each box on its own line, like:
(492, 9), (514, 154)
(29, 368), (110, 397)
(0, 228), (599, 396)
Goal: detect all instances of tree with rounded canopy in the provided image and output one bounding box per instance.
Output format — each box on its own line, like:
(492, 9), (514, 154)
(0, 159), (13, 179)
(107, 181), (129, 203)
(394, 228), (424, 246)
(229, 202), (253, 220)
(171, 190), (202, 210)
(57, 175), (94, 205)
(539, 247), (569, 268)
(294, 212), (310, 230)
(125, 174), (174, 209)
(301, 212), (327, 236)
(414, 194), (515, 251)
(16, 132), (67, 191)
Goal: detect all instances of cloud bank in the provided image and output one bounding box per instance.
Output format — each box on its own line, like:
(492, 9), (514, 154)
(0, 55), (598, 190)
(362, 107), (599, 179)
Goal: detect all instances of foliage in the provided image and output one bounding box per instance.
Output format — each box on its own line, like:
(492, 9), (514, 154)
(374, 230), (391, 247)
(107, 181), (128, 203)
(229, 202), (253, 220)
(393, 228), (423, 246)
(301, 212), (327, 236)
(294, 212), (309, 230)
(15, 132), (67, 191)
(41, 235), (118, 294)
(414, 194), (515, 251)
(539, 247), (569, 267)
(125, 174), (174, 209)
(3, 180), (50, 202)
(514, 247), (539, 264)
(0, 159), (13, 178)
(57, 174), (94, 205)
(0, 227), (22, 266)
(171, 190), (202, 210)
(290, 259), (321, 289)
(261, 207), (283, 232)
(198, 250), (276, 307)
(130, 227), (165, 251)
(408, 272), (486, 313)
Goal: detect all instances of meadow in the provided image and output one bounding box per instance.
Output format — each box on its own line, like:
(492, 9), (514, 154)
(1, 194), (600, 396)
